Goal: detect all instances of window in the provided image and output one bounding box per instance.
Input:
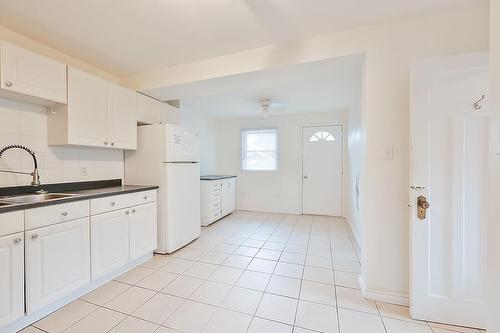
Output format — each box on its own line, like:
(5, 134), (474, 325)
(241, 128), (277, 171)
(309, 131), (336, 142)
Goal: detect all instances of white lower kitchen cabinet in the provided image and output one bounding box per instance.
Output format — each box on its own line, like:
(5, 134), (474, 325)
(221, 178), (236, 217)
(129, 202), (157, 261)
(90, 209), (130, 281)
(25, 218), (90, 314)
(201, 177), (236, 226)
(0, 232), (24, 327)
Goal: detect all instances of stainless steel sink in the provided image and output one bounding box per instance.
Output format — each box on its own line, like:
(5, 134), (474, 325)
(2, 193), (79, 204)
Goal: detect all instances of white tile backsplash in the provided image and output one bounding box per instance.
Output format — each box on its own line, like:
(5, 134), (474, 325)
(0, 98), (124, 186)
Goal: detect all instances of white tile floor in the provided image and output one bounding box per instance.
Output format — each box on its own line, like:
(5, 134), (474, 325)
(20, 211), (486, 333)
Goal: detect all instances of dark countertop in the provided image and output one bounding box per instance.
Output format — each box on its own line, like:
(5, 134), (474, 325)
(0, 179), (158, 214)
(200, 175), (237, 181)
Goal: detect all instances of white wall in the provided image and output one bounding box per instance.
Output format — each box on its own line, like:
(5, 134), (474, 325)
(180, 107), (218, 175)
(215, 111), (346, 214)
(0, 98), (124, 186)
(124, 3), (489, 300)
(344, 63), (364, 246)
(488, 1), (500, 332)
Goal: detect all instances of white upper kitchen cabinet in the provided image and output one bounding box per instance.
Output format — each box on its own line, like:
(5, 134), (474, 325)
(48, 67), (137, 150)
(25, 218), (90, 314)
(0, 41), (67, 105)
(136, 93), (180, 125)
(0, 232), (24, 327)
(63, 67), (108, 147)
(108, 83), (137, 149)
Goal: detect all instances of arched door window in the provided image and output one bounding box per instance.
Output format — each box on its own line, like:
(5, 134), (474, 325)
(309, 131), (336, 142)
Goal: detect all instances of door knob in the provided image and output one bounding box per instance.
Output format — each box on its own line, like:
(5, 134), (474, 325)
(417, 196), (430, 220)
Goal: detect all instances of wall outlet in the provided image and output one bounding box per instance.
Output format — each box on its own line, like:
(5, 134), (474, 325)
(80, 167), (88, 176)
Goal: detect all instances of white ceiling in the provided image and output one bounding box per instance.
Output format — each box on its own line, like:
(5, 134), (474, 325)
(156, 54), (363, 118)
(0, 0), (481, 76)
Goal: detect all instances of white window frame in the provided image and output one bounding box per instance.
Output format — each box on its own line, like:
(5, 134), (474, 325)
(241, 128), (278, 171)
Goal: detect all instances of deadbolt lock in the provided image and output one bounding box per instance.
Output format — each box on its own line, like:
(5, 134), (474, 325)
(417, 196), (430, 220)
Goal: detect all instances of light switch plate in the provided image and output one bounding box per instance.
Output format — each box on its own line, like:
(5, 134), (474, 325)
(381, 144), (394, 160)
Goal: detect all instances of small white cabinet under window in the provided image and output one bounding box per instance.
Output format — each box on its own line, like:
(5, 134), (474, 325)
(48, 67), (137, 150)
(0, 41), (67, 105)
(221, 178), (236, 216)
(0, 232), (24, 327)
(25, 218), (90, 314)
(201, 176), (236, 226)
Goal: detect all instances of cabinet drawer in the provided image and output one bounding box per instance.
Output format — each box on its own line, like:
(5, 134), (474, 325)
(91, 190), (156, 215)
(0, 211), (24, 236)
(211, 190), (221, 199)
(211, 210), (221, 219)
(25, 200), (89, 230)
(211, 199), (221, 209)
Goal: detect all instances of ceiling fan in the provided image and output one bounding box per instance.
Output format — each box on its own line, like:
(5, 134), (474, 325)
(260, 98), (285, 117)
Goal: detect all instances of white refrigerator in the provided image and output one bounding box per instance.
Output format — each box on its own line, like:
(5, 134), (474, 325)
(125, 123), (201, 254)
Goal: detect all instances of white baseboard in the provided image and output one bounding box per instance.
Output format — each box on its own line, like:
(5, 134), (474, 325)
(358, 275), (410, 306)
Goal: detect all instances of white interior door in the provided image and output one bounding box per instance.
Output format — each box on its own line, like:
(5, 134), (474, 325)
(302, 125), (343, 216)
(410, 53), (489, 329)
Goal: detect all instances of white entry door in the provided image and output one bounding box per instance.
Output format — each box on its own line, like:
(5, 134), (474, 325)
(302, 125), (343, 216)
(410, 53), (489, 329)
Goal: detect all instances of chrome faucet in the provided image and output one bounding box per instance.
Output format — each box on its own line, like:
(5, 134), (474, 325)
(0, 145), (41, 186)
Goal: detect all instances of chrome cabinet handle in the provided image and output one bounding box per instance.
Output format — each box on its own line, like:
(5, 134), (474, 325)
(125, 210), (130, 215)
(31, 234), (38, 240)
(131, 209), (136, 213)
(143, 196), (148, 200)
(5, 81), (13, 87)
(104, 141), (108, 145)
(61, 212), (68, 216)
(110, 202), (116, 206)
(14, 237), (22, 244)
(111, 142), (115, 146)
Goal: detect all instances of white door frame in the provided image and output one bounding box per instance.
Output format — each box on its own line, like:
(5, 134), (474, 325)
(301, 124), (344, 216)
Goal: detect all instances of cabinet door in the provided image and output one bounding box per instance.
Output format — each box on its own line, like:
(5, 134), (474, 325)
(129, 202), (157, 261)
(0, 233), (24, 327)
(26, 218), (90, 314)
(1, 41), (67, 104)
(91, 209), (129, 280)
(221, 178), (236, 216)
(67, 67), (108, 147)
(108, 83), (137, 150)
